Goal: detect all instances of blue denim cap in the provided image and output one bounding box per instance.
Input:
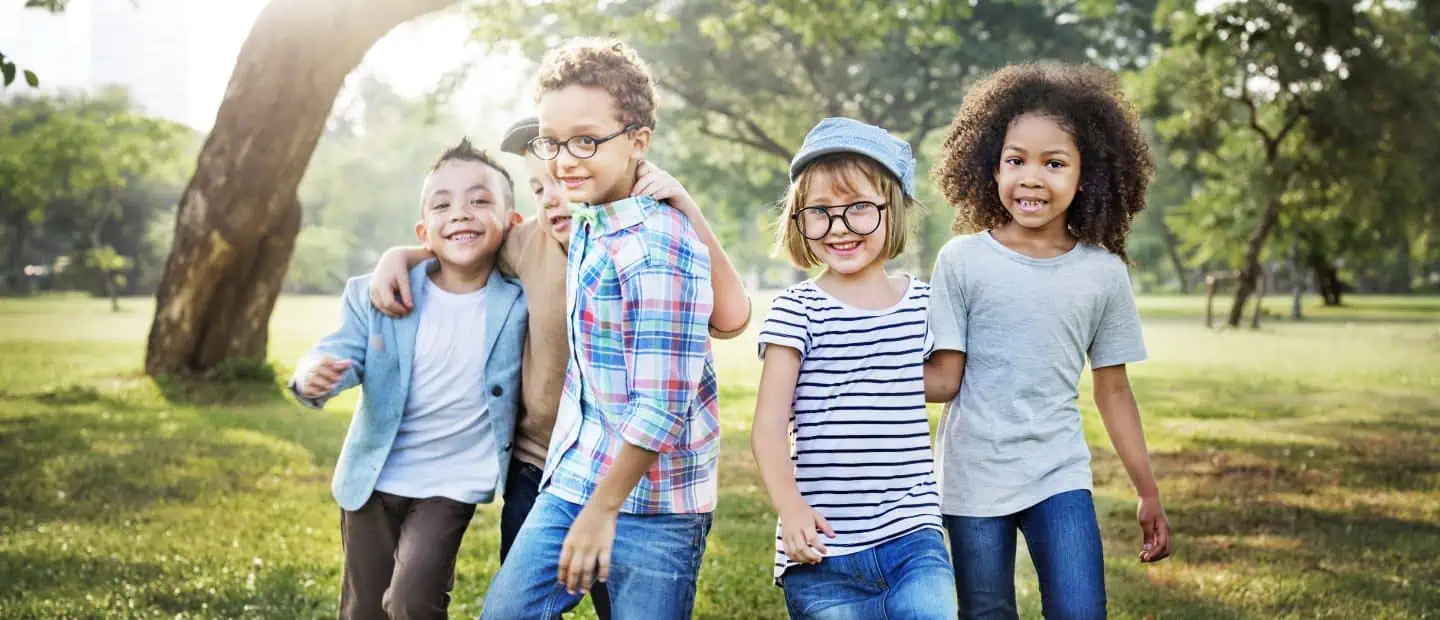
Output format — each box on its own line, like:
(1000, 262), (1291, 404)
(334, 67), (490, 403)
(789, 117), (916, 197)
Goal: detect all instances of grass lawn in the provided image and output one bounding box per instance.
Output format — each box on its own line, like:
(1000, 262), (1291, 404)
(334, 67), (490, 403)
(1, 292), (1437, 618)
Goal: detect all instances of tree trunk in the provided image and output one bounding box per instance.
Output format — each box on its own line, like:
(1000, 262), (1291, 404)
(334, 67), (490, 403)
(1396, 232), (1413, 294)
(1227, 193), (1283, 327)
(1310, 256), (1342, 306)
(104, 269), (120, 312)
(1290, 229), (1304, 321)
(1162, 226), (1190, 294)
(145, 0), (457, 376)
(5, 213), (27, 294)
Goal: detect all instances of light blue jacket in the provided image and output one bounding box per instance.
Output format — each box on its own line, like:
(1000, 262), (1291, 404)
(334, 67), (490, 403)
(290, 260), (527, 511)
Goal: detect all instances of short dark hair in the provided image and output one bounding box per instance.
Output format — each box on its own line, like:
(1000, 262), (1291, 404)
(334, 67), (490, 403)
(534, 38), (657, 130)
(933, 62), (1154, 262)
(430, 137), (515, 209)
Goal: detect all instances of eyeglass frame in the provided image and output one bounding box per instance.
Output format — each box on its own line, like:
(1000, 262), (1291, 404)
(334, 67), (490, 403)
(526, 124), (640, 160)
(792, 201), (889, 240)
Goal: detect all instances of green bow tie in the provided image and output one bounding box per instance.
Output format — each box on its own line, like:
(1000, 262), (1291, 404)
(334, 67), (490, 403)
(569, 204), (599, 229)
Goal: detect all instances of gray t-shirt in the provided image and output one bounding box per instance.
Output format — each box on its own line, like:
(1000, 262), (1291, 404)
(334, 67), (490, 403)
(929, 232), (1147, 517)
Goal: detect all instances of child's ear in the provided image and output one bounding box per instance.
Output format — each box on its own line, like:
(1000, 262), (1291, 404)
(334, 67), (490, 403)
(415, 220), (430, 249)
(628, 126), (652, 159)
(507, 211), (524, 228)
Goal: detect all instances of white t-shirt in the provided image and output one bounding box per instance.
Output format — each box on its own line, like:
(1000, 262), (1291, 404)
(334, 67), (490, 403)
(374, 276), (499, 504)
(757, 277), (944, 584)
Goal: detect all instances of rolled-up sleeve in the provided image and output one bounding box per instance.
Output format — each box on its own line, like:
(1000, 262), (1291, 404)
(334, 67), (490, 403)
(613, 242), (713, 454)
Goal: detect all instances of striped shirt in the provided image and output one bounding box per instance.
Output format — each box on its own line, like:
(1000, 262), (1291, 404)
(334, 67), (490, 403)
(757, 277), (944, 584)
(541, 195), (720, 515)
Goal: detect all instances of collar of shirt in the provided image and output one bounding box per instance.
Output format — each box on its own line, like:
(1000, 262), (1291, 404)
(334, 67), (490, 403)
(576, 195), (653, 237)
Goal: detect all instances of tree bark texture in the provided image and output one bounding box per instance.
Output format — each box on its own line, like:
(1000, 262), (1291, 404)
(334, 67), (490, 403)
(145, 0), (457, 376)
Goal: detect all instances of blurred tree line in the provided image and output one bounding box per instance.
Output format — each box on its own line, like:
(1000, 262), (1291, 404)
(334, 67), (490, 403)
(4, 0), (1438, 328)
(0, 88), (192, 308)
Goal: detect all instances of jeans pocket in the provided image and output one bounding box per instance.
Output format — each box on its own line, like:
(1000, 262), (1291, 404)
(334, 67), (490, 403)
(616, 512), (709, 581)
(782, 560), (867, 620)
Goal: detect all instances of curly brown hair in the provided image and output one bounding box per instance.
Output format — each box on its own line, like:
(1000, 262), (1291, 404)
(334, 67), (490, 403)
(933, 62), (1153, 261)
(534, 38), (657, 130)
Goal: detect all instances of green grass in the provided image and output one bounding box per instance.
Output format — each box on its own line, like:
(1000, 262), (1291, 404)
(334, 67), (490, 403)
(1, 293), (1438, 618)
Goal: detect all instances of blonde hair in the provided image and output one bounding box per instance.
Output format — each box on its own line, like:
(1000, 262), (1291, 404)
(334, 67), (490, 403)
(774, 153), (912, 269)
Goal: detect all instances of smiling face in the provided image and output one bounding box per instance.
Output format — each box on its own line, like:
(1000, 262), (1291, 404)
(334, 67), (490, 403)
(415, 160), (511, 272)
(538, 84), (649, 206)
(799, 167), (889, 276)
(523, 153), (574, 248)
(994, 113), (1082, 235)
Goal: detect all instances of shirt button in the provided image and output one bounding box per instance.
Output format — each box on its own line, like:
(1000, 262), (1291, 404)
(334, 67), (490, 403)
(503, 442), (512, 452)
(491, 385), (503, 397)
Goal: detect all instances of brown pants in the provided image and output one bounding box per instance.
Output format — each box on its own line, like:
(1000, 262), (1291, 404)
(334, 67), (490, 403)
(340, 491), (477, 620)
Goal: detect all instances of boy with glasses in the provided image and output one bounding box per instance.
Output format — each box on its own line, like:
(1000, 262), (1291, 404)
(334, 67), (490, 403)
(476, 38), (722, 619)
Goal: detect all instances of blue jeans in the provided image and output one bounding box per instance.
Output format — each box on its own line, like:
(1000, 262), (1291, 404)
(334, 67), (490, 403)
(944, 489), (1106, 620)
(782, 528), (957, 620)
(480, 492), (711, 620)
(499, 461), (611, 619)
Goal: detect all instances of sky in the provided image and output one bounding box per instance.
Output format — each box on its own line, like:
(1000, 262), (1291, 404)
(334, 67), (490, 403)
(0, 0), (529, 136)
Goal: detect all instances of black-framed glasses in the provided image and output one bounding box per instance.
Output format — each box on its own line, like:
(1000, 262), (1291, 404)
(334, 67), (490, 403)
(793, 202), (887, 240)
(527, 125), (638, 160)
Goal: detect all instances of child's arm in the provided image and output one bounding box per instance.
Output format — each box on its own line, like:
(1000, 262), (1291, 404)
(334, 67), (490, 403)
(632, 160), (752, 338)
(559, 442), (657, 594)
(924, 351), (966, 402)
(558, 239), (713, 594)
(752, 345), (834, 565)
(366, 245), (433, 317)
(1093, 364), (1172, 562)
(288, 279), (370, 409)
(1089, 262), (1168, 561)
(926, 243), (968, 402)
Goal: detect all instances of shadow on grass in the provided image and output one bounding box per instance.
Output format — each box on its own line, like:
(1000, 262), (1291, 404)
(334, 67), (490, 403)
(0, 387), (338, 528)
(0, 384), (143, 414)
(152, 372), (288, 408)
(1090, 419), (1440, 616)
(0, 550), (335, 618)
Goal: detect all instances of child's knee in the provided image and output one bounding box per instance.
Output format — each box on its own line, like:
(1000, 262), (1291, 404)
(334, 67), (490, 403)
(381, 574), (451, 620)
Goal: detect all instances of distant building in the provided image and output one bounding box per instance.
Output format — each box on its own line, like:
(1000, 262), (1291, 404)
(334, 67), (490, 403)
(2, 0), (200, 128)
(88, 0), (196, 127)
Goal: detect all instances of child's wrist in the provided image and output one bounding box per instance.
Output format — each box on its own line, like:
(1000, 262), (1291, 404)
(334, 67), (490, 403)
(588, 491), (626, 515)
(776, 495), (809, 515)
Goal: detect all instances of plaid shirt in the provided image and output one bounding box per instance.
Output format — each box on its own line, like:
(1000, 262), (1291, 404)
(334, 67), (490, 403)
(541, 195), (720, 515)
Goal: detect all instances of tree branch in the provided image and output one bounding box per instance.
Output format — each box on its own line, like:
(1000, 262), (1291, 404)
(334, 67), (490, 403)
(658, 80), (792, 160)
(1274, 104), (1308, 147)
(694, 121), (790, 162)
(775, 27), (840, 118)
(1240, 90), (1277, 146)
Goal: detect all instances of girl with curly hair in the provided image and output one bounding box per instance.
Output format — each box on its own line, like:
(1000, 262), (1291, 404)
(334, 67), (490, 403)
(923, 62), (1173, 619)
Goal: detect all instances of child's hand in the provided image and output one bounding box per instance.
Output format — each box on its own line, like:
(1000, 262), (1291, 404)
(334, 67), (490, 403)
(300, 356), (352, 399)
(779, 503), (835, 565)
(368, 249), (416, 318)
(558, 501), (618, 595)
(632, 160), (698, 215)
(1137, 495), (1172, 562)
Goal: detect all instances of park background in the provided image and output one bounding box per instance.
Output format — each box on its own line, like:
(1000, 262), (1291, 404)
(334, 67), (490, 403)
(1, 0), (1438, 617)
